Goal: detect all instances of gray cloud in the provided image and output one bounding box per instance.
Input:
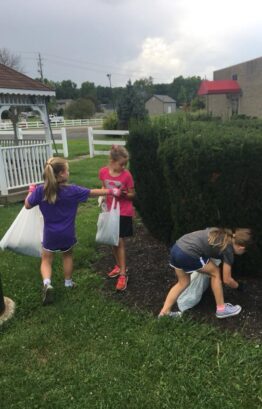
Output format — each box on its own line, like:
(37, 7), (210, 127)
(1, 0), (262, 86)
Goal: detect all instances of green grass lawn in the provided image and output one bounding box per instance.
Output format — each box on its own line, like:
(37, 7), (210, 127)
(0, 156), (261, 409)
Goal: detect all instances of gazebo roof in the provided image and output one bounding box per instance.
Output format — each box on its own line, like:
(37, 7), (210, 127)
(198, 80), (241, 96)
(0, 63), (55, 97)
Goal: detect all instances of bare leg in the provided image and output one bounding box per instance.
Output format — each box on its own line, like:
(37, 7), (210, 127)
(112, 246), (120, 267)
(111, 240), (126, 274)
(159, 268), (190, 315)
(41, 250), (54, 281)
(200, 261), (224, 306)
(62, 249), (73, 280)
(115, 238), (126, 274)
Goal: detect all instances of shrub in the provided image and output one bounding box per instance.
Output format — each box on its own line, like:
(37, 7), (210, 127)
(102, 112), (118, 130)
(128, 117), (262, 275)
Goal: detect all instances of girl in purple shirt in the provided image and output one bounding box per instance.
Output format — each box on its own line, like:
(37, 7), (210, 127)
(25, 156), (120, 306)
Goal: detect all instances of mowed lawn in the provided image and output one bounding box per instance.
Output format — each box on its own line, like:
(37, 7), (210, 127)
(0, 148), (261, 409)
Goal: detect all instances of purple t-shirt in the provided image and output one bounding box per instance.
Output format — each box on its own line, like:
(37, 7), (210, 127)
(28, 184), (90, 250)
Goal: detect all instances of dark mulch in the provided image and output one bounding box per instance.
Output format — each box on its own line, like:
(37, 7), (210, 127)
(93, 222), (262, 341)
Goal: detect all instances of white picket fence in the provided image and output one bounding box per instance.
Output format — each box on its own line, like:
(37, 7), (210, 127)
(88, 127), (129, 158)
(0, 142), (53, 195)
(0, 128), (68, 158)
(0, 128), (69, 196)
(0, 118), (103, 130)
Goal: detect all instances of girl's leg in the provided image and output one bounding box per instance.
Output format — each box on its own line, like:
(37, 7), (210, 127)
(200, 261), (241, 317)
(62, 249), (74, 286)
(41, 249), (54, 305)
(112, 245), (120, 267)
(41, 249), (54, 282)
(115, 238), (128, 291)
(116, 238), (126, 274)
(159, 268), (190, 315)
(200, 261), (224, 306)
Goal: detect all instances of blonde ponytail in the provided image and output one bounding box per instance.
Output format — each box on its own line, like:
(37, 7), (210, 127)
(43, 157), (68, 204)
(208, 228), (233, 251)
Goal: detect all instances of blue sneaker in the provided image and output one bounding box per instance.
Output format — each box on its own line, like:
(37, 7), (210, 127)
(216, 303), (241, 319)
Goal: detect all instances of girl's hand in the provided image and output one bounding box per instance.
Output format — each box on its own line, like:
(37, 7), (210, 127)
(108, 188), (121, 197)
(28, 184), (36, 193)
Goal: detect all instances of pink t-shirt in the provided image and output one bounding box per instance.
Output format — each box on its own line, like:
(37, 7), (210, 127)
(99, 166), (135, 216)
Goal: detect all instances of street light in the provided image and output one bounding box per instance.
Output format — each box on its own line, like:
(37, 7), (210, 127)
(106, 73), (115, 111)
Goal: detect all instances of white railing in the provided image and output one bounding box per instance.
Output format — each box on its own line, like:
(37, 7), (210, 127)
(88, 128), (129, 158)
(0, 118), (103, 130)
(0, 128), (68, 158)
(0, 142), (52, 195)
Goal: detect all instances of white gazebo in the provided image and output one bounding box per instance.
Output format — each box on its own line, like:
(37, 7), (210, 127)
(0, 63), (56, 202)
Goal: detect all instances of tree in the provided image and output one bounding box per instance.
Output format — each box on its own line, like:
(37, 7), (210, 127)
(117, 80), (148, 129)
(65, 98), (96, 119)
(0, 47), (23, 71)
(55, 80), (79, 99)
(133, 76), (154, 101)
(170, 75), (202, 106)
(80, 81), (97, 99)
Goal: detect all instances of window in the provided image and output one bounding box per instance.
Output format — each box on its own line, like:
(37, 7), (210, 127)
(232, 74), (238, 80)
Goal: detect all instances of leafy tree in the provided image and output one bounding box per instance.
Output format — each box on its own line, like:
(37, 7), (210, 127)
(0, 47), (23, 71)
(133, 76), (154, 101)
(170, 75), (202, 106)
(55, 80), (79, 99)
(117, 80), (148, 129)
(65, 98), (95, 119)
(80, 81), (97, 99)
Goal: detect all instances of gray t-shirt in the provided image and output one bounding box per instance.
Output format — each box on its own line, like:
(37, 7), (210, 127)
(176, 228), (234, 265)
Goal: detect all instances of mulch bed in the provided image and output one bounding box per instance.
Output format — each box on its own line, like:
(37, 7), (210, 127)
(93, 221), (262, 341)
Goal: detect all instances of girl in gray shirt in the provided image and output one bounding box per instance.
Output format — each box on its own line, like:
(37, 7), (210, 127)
(159, 228), (252, 319)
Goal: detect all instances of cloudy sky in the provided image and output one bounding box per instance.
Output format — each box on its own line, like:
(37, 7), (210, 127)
(1, 0), (262, 87)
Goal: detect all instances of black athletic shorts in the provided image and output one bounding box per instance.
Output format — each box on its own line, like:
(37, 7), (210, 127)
(119, 216), (133, 238)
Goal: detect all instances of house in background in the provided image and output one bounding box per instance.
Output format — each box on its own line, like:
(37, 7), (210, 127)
(198, 56), (262, 118)
(145, 95), (176, 116)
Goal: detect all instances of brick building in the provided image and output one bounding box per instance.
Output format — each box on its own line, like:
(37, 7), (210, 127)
(198, 56), (262, 118)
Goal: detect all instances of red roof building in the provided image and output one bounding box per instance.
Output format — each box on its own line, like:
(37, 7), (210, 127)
(198, 80), (241, 96)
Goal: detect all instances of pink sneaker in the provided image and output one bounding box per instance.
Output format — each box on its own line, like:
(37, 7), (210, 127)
(116, 275), (128, 291)
(107, 265), (120, 278)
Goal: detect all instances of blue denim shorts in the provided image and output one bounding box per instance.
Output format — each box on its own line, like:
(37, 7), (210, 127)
(170, 244), (209, 273)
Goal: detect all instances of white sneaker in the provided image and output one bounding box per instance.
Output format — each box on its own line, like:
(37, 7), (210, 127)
(158, 311), (183, 319)
(42, 284), (54, 306)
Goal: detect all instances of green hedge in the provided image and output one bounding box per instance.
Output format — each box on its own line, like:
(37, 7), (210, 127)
(128, 118), (262, 275)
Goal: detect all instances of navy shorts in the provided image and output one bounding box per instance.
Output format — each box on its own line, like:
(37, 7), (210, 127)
(119, 216), (133, 238)
(170, 244), (209, 273)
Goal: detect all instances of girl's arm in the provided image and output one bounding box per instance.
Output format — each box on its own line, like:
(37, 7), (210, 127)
(222, 262), (239, 289)
(89, 188), (120, 198)
(24, 184), (36, 209)
(121, 187), (136, 200)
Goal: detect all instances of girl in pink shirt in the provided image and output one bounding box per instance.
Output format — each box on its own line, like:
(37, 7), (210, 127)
(99, 145), (135, 291)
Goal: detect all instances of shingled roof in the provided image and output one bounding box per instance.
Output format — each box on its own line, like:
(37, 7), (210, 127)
(0, 63), (55, 96)
(149, 94), (176, 103)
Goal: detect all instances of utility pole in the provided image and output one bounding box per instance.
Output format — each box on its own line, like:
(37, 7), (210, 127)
(106, 73), (115, 111)
(37, 53), (44, 82)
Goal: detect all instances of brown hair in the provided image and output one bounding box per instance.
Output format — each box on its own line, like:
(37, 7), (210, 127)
(109, 145), (129, 162)
(43, 157), (68, 204)
(208, 228), (252, 251)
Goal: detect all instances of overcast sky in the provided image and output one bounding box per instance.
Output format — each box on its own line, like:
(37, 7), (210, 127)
(1, 0), (262, 87)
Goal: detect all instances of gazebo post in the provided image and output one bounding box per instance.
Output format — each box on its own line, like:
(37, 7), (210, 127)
(0, 274), (15, 326)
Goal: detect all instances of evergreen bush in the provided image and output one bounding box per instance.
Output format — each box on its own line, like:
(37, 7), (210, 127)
(128, 117), (262, 275)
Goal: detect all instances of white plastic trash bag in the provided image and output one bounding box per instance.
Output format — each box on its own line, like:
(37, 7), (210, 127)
(177, 259), (221, 312)
(96, 197), (120, 246)
(177, 272), (210, 312)
(0, 206), (43, 257)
